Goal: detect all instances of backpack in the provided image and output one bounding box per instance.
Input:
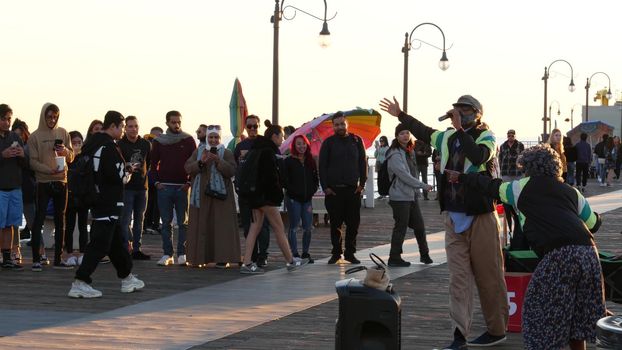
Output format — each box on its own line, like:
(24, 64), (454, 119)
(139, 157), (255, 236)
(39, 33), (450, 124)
(377, 156), (395, 196)
(234, 149), (263, 196)
(67, 151), (100, 209)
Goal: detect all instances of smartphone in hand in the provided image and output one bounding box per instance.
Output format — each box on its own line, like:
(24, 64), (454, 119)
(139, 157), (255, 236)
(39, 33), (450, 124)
(210, 147), (217, 154)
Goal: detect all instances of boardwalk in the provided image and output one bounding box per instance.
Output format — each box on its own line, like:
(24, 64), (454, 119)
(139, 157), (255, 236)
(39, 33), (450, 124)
(0, 180), (621, 349)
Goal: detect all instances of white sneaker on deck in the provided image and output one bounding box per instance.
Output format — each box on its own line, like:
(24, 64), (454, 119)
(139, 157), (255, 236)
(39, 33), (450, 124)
(121, 273), (145, 293)
(157, 255), (174, 266)
(66, 256), (79, 266)
(68, 280), (103, 298)
(177, 254), (187, 266)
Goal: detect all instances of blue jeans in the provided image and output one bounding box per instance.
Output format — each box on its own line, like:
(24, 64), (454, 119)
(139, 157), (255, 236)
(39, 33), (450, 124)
(120, 189), (147, 253)
(286, 198), (312, 256)
(157, 185), (188, 257)
(599, 161), (607, 184)
(565, 161), (575, 185)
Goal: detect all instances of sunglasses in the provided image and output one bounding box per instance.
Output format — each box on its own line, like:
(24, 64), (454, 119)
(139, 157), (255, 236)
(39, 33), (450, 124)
(208, 124), (221, 130)
(246, 124), (258, 129)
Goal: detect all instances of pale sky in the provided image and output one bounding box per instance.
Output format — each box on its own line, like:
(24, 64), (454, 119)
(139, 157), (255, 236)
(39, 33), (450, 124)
(3, 0), (621, 143)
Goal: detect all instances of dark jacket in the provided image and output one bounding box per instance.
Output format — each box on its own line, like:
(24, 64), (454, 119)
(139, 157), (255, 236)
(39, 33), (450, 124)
(498, 140), (524, 177)
(118, 135), (151, 191)
(460, 174), (600, 257)
(150, 136), (196, 184)
(575, 140), (592, 164)
(398, 112), (496, 215)
(81, 133), (128, 219)
(233, 138), (255, 165)
(283, 156), (319, 202)
(564, 141), (578, 163)
(413, 140), (432, 166)
(318, 133), (367, 190)
(594, 140), (607, 158)
(246, 136), (284, 208)
(0, 131), (27, 190)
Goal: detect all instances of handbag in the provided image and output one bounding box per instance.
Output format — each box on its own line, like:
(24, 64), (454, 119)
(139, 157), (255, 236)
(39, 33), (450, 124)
(345, 253), (391, 292)
(205, 187), (227, 200)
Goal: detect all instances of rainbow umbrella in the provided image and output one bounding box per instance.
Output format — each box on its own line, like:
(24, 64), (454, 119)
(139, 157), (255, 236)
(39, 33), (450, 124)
(279, 108), (382, 156)
(227, 78), (248, 151)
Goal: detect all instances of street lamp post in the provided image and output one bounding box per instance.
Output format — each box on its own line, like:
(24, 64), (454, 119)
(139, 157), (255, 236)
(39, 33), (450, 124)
(566, 103), (583, 129)
(584, 72), (612, 122)
(271, 0), (336, 125)
(402, 22), (449, 113)
(542, 60), (576, 142)
(548, 100), (560, 134)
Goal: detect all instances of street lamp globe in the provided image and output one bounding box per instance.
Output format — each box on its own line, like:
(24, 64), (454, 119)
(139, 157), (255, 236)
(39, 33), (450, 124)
(568, 79), (576, 92)
(606, 89), (613, 100)
(439, 51), (449, 71)
(318, 21), (331, 48)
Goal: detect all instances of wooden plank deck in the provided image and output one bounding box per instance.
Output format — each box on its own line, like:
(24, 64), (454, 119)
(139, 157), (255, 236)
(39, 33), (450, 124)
(0, 180), (619, 349)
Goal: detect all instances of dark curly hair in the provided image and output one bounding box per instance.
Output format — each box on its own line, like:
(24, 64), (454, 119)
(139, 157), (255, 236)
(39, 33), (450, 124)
(517, 143), (563, 182)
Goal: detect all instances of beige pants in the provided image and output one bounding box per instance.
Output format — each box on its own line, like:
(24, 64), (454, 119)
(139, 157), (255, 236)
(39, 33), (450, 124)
(445, 212), (509, 337)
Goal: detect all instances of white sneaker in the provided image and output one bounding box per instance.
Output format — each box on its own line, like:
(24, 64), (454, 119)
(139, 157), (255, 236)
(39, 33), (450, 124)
(66, 256), (78, 266)
(157, 255), (174, 266)
(121, 273), (145, 293)
(177, 255), (187, 266)
(68, 280), (103, 298)
(287, 257), (309, 271)
(77, 255), (84, 265)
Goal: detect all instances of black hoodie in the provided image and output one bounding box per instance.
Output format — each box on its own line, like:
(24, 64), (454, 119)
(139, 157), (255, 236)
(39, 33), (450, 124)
(246, 135), (284, 208)
(81, 132), (128, 219)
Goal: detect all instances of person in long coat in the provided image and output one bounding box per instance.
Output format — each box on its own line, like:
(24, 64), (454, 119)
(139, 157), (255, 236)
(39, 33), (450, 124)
(184, 125), (240, 267)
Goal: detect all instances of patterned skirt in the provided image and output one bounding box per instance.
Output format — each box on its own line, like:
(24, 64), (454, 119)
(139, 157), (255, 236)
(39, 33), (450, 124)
(522, 245), (605, 350)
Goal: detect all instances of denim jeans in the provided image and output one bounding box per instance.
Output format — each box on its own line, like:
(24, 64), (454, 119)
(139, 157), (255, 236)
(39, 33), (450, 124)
(120, 189), (147, 253)
(157, 185), (188, 257)
(285, 198), (312, 256)
(565, 161), (576, 185)
(599, 160), (607, 184)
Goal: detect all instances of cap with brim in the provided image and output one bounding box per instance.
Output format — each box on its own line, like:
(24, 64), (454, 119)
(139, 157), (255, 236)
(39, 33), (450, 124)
(452, 95), (482, 113)
(507, 129), (516, 135)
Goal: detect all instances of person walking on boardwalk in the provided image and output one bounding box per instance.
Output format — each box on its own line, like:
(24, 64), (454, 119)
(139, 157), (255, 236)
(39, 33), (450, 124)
(68, 111), (144, 298)
(380, 95), (508, 349)
(319, 111), (368, 265)
(446, 144), (604, 350)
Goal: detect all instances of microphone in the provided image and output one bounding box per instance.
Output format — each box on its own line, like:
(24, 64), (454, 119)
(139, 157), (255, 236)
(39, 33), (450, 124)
(438, 113), (452, 122)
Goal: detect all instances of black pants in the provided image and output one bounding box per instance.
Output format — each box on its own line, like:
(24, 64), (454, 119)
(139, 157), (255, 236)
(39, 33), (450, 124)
(325, 186), (361, 256)
(389, 200), (429, 259)
(75, 218), (132, 284)
(576, 162), (590, 187)
(144, 184), (160, 230)
(238, 198), (270, 262)
(31, 182), (67, 264)
(65, 195), (90, 253)
(502, 203), (521, 233)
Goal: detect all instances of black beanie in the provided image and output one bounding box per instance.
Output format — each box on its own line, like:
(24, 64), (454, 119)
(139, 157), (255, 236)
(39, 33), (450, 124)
(395, 124), (409, 137)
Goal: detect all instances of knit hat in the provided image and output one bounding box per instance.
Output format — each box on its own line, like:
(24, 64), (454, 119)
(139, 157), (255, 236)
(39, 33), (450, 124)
(395, 123), (410, 137)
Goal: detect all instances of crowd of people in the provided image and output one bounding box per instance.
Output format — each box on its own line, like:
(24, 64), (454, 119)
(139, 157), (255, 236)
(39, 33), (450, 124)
(1, 97), (618, 348)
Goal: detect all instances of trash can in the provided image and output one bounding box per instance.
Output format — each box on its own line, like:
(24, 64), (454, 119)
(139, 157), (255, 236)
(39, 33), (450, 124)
(335, 278), (401, 350)
(596, 316), (622, 349)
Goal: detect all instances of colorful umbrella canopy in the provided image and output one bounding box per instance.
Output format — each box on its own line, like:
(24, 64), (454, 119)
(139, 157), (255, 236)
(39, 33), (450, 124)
(279, 108), (382, 156)
(566, 120), (614, 147)
(227, 78), (248, 151)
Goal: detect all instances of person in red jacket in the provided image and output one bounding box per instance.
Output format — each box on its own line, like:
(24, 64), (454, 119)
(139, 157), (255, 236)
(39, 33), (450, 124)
(150, 111), (196, 267)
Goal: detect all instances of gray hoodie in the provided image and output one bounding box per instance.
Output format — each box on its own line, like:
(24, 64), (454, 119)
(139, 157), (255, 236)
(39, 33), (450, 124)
(386, 147), (426, 201)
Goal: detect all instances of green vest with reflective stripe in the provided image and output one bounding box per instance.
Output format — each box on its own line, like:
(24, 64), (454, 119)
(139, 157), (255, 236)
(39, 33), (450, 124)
(430, 128), (496, 174)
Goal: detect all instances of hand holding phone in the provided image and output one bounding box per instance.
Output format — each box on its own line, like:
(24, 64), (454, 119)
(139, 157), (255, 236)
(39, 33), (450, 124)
(210, 147), (218, 154)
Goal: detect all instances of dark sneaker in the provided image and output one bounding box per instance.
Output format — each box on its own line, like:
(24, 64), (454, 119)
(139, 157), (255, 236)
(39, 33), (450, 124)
(53, 261), (74, 270)
(32, 262), (43, 272)
(132, 251), (151, 260)
(443, 338), (468, 350)
(256, 257), (268, 267)
(2, 260), (24, 271)
(327, 255), (341, 264)
(301, 252), (314, 264)
(388, 258), (411, 267)
(420, 254), (433, 264)
(343, 254), (360, 264)
(467, 332), (506, 347)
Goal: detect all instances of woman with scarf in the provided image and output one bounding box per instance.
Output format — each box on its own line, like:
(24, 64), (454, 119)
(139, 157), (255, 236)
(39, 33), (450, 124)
(184, 125), (240, 267)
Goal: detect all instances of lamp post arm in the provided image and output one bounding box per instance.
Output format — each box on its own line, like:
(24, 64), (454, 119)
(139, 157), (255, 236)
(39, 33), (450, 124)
(281, 3), (337, 22)
(548, 59), (574, 80)
(408, 22), (447, 52)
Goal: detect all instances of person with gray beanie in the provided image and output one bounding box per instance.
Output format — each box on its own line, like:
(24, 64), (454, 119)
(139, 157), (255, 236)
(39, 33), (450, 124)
(447, 143), (604, 350)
